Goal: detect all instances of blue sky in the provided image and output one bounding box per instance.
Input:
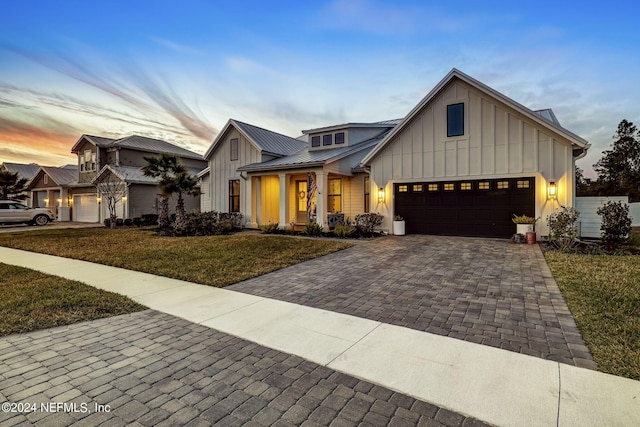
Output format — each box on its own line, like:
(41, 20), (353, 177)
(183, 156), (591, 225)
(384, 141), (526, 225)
(1, 0), (639, 177)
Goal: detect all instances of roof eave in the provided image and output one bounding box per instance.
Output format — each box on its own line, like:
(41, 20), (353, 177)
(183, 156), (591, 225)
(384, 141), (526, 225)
(239, 161), (325, 173)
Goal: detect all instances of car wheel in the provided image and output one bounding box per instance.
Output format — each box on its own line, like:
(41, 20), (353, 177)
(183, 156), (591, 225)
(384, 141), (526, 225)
(34, 215), (49, 226)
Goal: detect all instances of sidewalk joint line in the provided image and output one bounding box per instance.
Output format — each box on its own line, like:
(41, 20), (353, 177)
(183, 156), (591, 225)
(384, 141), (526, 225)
(196, 296), (267, 324)
(325, 322), (382, 367)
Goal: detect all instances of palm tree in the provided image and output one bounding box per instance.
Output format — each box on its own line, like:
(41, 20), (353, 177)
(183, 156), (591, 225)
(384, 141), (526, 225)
(142, 154), (186, 230)
(173, 171), (201, 235)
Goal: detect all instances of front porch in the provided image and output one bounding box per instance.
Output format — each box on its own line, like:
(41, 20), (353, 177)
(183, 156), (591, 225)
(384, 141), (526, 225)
(249, 171), (368, 230)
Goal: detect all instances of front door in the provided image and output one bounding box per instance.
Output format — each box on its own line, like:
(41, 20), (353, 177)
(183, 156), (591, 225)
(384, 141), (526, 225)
(296, 180), (308, 223)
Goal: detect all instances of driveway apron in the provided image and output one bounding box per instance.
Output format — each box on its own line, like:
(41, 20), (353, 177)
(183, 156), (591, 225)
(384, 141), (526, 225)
(229, 235), (595, 369)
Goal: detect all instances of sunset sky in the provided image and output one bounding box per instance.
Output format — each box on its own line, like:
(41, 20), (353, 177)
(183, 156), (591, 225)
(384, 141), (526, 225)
(1, 0), (639, 177)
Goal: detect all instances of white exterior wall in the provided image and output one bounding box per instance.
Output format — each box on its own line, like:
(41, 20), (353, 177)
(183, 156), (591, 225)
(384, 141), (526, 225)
(369, 79), (577, 236)
(206, 127), (262, 226)
(630, 202), (640, 227)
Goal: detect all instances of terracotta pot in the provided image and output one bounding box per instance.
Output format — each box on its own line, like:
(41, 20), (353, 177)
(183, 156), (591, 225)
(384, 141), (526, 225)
(526, 231), (537, 244)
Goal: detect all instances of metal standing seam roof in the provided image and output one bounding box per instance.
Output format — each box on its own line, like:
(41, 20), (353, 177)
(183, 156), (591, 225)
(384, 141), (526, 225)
(238, 131), (390, 173)
(75, 134), (203, 160)
(1, 163), (41, 182)
(93, 165), (205, 185)
(33, 167), (79, 186)
(232, 120), (308, 156)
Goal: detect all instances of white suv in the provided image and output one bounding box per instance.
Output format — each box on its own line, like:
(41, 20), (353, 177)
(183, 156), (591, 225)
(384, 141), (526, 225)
(0, 200), (55, 226)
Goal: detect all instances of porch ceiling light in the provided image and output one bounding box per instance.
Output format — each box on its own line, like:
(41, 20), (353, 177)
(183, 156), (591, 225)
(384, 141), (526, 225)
(378, 187), (385, 203)
(548, 181), (557, 199)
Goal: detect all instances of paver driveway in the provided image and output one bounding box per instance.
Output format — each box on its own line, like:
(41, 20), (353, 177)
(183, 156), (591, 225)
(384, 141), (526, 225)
(230, 235), (595, 369)
(0, 311), (487, 426)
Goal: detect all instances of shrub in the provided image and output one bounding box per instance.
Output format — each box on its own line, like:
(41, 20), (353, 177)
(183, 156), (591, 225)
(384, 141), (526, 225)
(132, 217), (142, 226)
(259, 222), (280, 234)
(140, 214), (159, 226)
(123, 218), (133, 226)
(512, 214), (537, 224)
(115, 218), (124, 226)
(103, 218), (112, 228)
(354, 213), (384, 235)
(597, 201), (632, 250)
(302, 221), (323, 236)
(333, 222), (357, 238)
(546, 206), (580, 252)
(183, 211), (243, 236)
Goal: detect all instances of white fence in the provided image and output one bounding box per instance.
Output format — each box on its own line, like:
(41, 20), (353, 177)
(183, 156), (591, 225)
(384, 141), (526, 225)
(630, 202), (640, 227)
(575, 196), (629, 238)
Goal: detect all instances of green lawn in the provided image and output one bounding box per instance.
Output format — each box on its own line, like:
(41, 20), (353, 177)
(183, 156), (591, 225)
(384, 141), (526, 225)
(545, 252), (640, 380)
(0, 263), (146, 337)
(0, 228), (352, 288)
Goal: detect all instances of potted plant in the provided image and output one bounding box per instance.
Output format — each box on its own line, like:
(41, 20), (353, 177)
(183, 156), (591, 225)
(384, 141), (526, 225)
(393, 215), (405, 236)
(512, 214), (538, 242)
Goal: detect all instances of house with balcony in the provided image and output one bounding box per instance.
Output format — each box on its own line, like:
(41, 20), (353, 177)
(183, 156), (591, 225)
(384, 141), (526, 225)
(27, 134), (206, 222)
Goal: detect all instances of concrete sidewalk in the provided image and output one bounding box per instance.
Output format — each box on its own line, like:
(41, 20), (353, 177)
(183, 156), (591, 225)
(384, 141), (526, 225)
(1, 246), (639, 426)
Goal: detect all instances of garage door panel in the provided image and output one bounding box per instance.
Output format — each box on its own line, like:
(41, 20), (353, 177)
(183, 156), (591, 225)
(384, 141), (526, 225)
(395, 178), (535, 238)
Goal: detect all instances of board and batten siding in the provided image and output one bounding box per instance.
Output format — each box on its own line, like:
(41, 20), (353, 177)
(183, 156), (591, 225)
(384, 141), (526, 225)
(206, 127), (261, 225)
(369, 79), (576, 236)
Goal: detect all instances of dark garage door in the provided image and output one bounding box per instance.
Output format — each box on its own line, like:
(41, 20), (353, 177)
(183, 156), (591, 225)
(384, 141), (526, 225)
(394, 177), (535, 238)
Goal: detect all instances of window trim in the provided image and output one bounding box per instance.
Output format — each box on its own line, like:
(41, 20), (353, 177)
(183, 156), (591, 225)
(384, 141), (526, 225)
(364, 176), (370, 213)
(447, 103), (464, 137)
(230, 138), (239, 161)
(327, 177), (342, 213)
(229, 179), (240, 213)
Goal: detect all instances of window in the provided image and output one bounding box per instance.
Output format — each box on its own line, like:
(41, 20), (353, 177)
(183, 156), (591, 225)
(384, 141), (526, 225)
(398, 185), (408, 192)
(412, 184), (423, 192)
(311, 136), (320, 147)
(335, 132), (345, 144)
(364, 177), (370, 213)
(444, 183), (455, 191)
(460, 182), (471, 190)
(497, 181), (509, 189)
(428, 184), (438, 191)
(478, 182), (490, 190)
(517, 180), (530, 189)
(83, 150), (94, 172)
(230, 138), (239, 161)
(327, 178), (341, 213)
(447, 103), (464, 137)
(43, 175), (48, 184)
(323, 134), (332, 146)
(229, 180), (240, 212)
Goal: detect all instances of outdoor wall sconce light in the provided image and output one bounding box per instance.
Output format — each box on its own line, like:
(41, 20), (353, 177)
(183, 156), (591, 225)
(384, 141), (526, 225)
(57, 198), (62, 205)
(96, 196), (102, 204)
(548, 181), (557, 199)
(378, 187), (385, 203)
(43, 198), (49, 205)
(122, 196), (127, 203)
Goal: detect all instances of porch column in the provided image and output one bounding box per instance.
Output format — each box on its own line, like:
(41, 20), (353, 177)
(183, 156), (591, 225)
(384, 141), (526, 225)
(315, 171), (328, 229)
(58, 187), (71, 221)
(278, 173), (289, 229)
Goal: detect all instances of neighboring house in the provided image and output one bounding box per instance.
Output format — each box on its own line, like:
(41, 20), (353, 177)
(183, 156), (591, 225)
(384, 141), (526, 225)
(0, 162), (42, 205)
(202, 68), (590, 237)
(29, 166), (78, 220)
(26, 134), (206, 222)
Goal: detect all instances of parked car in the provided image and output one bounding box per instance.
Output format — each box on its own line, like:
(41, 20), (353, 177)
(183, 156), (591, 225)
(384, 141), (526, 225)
(0, 200), (55, 225)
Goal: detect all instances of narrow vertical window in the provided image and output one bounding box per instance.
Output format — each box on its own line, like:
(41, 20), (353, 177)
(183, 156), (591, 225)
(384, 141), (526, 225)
(327, 178), (341, 213)
(364, 176), (370, 213)
(447, 103), (464, 137)
(229, 180), (240, 212)
(230, 138), (239, 161)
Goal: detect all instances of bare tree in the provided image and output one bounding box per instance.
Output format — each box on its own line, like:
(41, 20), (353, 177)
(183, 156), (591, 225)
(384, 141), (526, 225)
(95, 174), (126, 229)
